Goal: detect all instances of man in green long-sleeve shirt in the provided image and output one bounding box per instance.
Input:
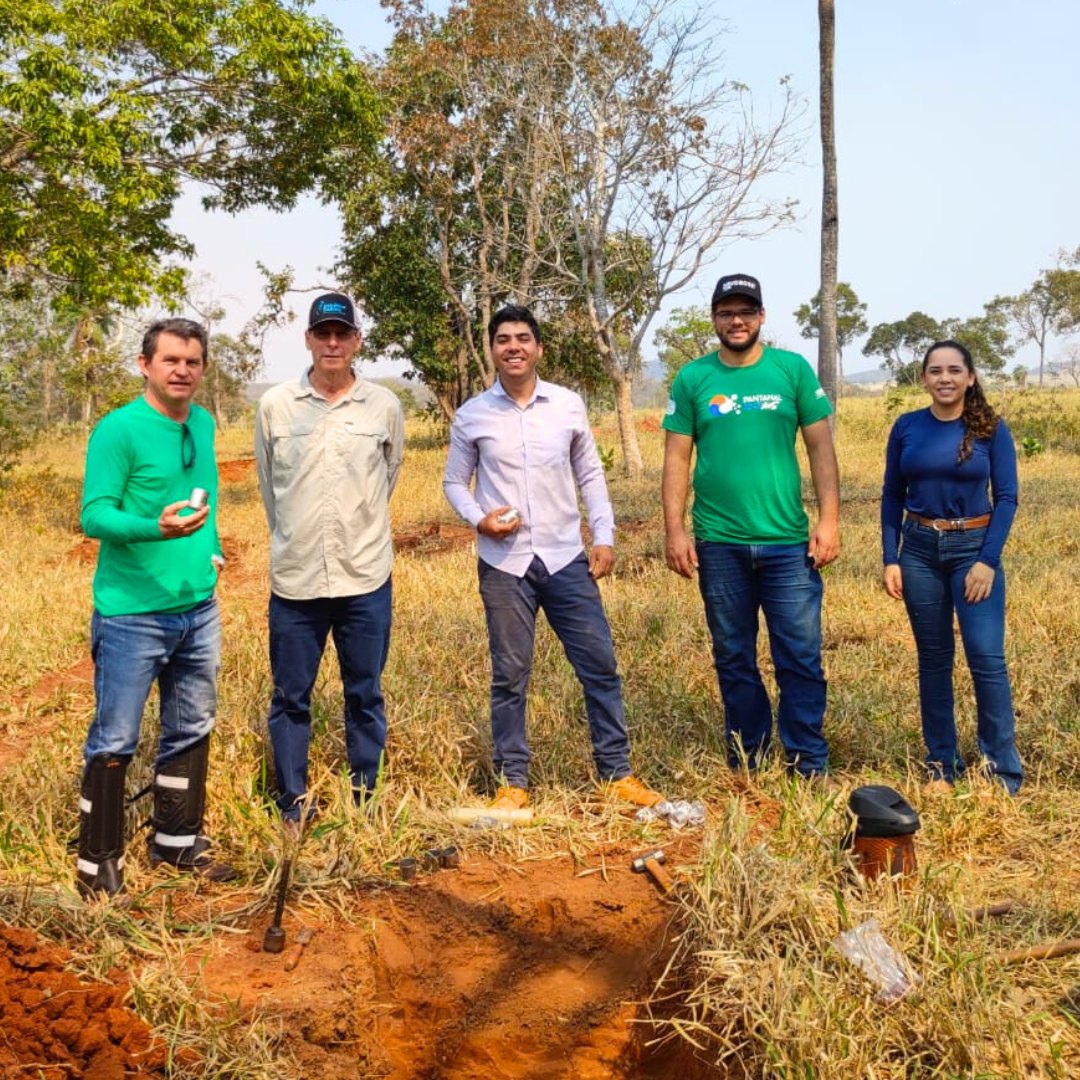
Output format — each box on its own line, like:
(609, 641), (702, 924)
(77, 318), (232, 897)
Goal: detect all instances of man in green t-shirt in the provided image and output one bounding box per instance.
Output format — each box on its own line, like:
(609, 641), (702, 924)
(77, 318), (233, 897)
(661, 274), (840, 777)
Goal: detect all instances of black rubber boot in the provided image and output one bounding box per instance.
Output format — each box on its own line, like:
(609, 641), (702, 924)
(77, 755), (129, 898)
(148, 735), (235, 882)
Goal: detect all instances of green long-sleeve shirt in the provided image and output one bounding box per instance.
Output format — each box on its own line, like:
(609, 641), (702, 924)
(81, 398), (221, 616)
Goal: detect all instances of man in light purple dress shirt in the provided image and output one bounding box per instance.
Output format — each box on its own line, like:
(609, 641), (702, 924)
(443, 305), (662, 812)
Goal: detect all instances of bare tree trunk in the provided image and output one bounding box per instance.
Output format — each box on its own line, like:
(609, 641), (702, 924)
(817, 0), (839, 416)
(612, 374), (643, 476)
(435, 391), (456, 424)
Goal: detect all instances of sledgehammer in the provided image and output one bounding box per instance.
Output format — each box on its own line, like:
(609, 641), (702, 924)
(262, 857), (292, 953)
(631, 849), (674, 895)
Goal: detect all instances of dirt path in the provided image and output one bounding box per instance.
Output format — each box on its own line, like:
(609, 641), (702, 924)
(194, 842), (710, 1078)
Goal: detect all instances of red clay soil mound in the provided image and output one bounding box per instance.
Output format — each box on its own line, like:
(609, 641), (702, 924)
(0, 924), (168, 1079)
(194, 842), (717, 1078)
(218, 457), (256, 484)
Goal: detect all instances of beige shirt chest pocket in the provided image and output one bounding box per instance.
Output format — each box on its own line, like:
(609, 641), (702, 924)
(339, 421), (389, 480)
(273, 424), (317, 476)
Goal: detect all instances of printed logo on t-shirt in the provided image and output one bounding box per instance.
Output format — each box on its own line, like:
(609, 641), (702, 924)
(814, 387), (826, 398)
(665, 398), (677, 416)
(708, 393), (740, 416)
(708, 393), (780, 417)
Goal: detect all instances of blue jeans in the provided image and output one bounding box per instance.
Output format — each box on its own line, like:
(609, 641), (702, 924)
(696, 542), (828, 775)
(84, 597), (220, 765)
(478, 554), (632, 788)
(268, 581), (392, 819)
(899, 521), (1022, 793)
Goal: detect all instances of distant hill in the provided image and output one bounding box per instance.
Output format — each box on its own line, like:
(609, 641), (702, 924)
(244, 382), (275, 403)
(843, 367), (888, 386)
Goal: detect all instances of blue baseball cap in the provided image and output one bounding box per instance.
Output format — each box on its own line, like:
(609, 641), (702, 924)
(309, 292), (359, 329)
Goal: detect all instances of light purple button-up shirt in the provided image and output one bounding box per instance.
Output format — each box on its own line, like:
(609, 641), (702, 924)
(443, 377), (616, 577)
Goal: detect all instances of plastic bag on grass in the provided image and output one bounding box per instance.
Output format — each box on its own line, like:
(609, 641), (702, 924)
(635, 799), (706, 829)
(833, 918), (921, 1003)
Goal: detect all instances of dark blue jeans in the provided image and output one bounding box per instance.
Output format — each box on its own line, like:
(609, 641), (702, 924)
(268, 581), (392, 820)
(477, 554), (632, 788)
(84, 597), (220, 765)
(899, 521), (1022, 793)
(696, 541), (828, 775)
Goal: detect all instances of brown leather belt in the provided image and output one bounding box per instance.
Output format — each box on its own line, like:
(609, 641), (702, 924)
(907, 512), (991, 532)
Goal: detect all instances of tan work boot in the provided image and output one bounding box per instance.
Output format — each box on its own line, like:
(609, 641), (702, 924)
(606, 774), (664, 808)
(490, 785), (530, 811)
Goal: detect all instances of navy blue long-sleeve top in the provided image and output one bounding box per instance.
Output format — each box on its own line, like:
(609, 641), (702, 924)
(881, 408), (1018, 569)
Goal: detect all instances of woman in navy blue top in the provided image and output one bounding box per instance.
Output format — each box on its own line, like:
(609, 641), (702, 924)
(881, 340), (1022, 794)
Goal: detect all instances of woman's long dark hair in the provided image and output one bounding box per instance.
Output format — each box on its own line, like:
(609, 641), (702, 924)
(922, 339), (999, 464)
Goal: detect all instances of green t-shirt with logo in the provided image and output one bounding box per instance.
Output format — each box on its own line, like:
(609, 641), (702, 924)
(81, 398), (222, 616)
(662, 346), (832, 544)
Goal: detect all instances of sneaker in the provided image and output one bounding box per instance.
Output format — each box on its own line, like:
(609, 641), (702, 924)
(606, 774), (664, 808)
(490, 786), (530, 811)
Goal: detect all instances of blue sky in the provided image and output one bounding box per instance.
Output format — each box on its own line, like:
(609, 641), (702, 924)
(173, 0), (1080, 381)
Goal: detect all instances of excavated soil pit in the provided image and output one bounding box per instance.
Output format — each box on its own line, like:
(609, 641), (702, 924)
(191, 842), (715, 1078)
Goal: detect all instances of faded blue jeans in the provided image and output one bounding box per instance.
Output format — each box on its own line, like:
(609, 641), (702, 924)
(83, 597), (220, 766)
(899, 520), (1022, 793)
(696, 541), (829, 775)
(478, 554), (632, 789)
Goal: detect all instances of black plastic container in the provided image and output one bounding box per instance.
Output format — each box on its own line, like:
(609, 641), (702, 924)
(847, 785), (921, 883)
(848, 784), (920, 838)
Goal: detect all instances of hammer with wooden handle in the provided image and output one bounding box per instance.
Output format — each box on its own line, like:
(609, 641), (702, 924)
(282, 926), (315, 972)
(631, 849), (674, 894)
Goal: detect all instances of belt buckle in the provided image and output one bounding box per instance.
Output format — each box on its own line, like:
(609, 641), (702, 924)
(950, 518), (966, 532)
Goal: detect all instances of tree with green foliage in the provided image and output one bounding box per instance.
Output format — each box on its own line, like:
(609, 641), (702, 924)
(862, 312), (943, 385)
(336, 0), (562, 414)
(941, 309), (1013, 375)
(654, 307), (715, 390)
(1, 0), (381, 313)
(201, 333), (260, 427)
(519, 0), (801, 474)
(989, 251), (1080, 387)
(794, 282), (868, 382)
(338, 0), (801, 472)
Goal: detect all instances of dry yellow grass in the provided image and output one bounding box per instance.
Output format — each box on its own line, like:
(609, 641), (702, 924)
(1, 391), (1079, 1076)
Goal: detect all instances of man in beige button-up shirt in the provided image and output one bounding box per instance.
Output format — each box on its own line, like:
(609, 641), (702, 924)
(255, 292), (404, 823)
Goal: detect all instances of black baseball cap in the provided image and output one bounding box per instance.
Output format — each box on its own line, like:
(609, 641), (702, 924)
(711, 274), (764, 309)
(309, 292), (359, 330)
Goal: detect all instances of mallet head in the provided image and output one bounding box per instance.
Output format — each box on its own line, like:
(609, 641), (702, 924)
(631, 849), (666, 873)
(263, 924), (286, 953)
